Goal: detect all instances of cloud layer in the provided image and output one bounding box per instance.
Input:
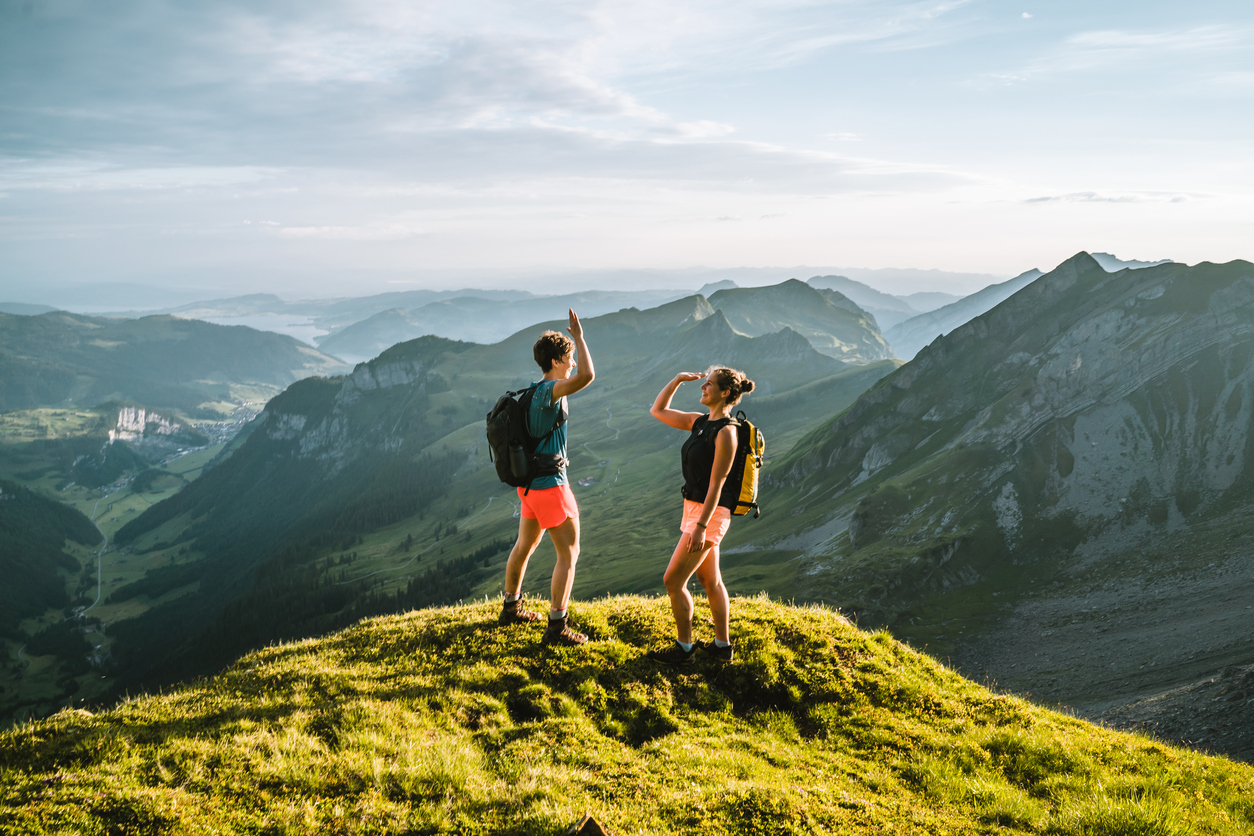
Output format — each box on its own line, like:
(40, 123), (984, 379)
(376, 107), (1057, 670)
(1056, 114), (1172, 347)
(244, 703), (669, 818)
(0, 0), (1251, 296)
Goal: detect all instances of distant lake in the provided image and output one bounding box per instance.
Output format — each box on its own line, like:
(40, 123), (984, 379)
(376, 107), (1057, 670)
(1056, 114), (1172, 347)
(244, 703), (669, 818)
(189, 315), (328, 347)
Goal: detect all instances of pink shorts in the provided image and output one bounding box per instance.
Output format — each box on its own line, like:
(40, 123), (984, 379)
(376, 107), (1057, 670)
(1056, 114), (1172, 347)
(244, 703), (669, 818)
(518, 484), (579, 530)
(680, 500), (732, 545)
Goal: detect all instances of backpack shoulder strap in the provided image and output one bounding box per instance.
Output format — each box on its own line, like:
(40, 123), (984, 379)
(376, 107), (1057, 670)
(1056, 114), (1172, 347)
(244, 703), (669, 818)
(520, 381), (566, 443)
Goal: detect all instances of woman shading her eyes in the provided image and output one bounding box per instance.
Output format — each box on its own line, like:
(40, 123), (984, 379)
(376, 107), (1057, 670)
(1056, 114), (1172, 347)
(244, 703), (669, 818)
(646, 366), (755, 665)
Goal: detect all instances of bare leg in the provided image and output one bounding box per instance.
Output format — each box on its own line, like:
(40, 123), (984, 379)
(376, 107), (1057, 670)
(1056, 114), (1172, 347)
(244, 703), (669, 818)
(503, 516), (544, 595)
(693, 544), (730, 643)
(663, 535), (718, 644)
(546, 515), (581, 611)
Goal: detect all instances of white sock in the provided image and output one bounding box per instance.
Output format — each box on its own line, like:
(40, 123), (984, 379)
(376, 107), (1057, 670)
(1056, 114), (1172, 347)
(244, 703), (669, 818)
(549, 608), (567, 620)
(503, 593), (520, 603)
(714, 639), (731, 648)
(676, 639), (694, 652)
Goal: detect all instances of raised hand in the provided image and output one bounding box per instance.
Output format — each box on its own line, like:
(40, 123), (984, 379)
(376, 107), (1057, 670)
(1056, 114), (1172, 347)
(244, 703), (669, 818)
(567, 309), (583, 339)
(675, 371), (703, 382)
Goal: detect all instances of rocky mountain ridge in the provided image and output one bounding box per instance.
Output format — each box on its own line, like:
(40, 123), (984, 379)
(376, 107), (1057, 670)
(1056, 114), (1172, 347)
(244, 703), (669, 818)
(744, 252), (1254, 755)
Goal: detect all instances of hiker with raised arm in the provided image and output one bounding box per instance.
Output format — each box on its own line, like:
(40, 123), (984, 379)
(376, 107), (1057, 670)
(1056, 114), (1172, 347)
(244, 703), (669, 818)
(492, 310), (596, 646)
(646, 366), (756, 664)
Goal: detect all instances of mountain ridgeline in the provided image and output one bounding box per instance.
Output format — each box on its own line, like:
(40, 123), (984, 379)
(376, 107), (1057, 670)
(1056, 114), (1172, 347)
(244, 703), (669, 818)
(0, 311), (347, 417)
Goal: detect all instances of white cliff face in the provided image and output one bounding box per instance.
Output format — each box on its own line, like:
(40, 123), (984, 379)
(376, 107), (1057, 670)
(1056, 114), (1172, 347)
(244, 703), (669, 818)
(265, 413), (307, 441)
(108, 406), (185, 443)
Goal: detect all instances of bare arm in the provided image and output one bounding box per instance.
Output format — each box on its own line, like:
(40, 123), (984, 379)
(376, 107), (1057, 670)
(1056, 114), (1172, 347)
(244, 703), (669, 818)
(688, 425), (737, 553)
(551, 309), (595, 400)
(650, 372), (703, 431)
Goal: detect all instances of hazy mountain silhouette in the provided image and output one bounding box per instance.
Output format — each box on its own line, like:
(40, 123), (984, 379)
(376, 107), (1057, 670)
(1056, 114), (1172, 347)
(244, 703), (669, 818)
(0, 312), (346, 416)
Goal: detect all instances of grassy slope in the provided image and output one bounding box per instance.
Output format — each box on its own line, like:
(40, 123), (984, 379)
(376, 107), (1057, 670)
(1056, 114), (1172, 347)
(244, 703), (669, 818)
(3, 597), (1253, 835)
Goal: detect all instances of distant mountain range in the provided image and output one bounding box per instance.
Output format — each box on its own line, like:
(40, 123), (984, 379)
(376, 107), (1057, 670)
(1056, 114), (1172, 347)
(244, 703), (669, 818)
(0, 311), (346, 417)
(885, 268), (1044, 361)
(806, 275), (958, 331)
(886, 254), (1173, 361)
(314, 289), (690, 362)
(12, 268), (981, 361)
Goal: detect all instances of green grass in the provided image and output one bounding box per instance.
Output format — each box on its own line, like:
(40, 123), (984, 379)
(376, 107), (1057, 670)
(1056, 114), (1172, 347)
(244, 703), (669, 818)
(3, 596), (1252, 835)
(0, 409), (107, 444)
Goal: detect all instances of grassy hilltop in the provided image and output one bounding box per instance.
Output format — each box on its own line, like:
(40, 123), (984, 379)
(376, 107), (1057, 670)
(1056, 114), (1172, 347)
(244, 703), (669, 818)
(3, 596), (1253, 835)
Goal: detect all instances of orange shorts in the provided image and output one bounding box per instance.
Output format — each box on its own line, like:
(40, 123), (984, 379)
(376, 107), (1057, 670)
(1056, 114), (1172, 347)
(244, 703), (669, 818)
(680, 500), (732, 545)
(518, 483), (579, 530)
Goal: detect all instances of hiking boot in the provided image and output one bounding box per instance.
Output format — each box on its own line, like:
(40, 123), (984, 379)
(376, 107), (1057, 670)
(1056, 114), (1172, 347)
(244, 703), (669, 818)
(646, 640), (697, 666)
(542, 614), (588, 646)
(498, 596), (542, 626)
(699, 640), (735, 663)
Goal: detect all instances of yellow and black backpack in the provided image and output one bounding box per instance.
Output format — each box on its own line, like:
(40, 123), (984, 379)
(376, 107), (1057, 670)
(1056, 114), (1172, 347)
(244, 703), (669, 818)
(730, 410), (765, 517)
(681, 411), (767, 517)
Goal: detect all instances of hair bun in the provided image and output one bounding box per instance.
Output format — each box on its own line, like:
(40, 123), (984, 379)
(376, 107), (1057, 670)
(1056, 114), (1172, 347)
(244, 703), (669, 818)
(740, 379), (755, 394)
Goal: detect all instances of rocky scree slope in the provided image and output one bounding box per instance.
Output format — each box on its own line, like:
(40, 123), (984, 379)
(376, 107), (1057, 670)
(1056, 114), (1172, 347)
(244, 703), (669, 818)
(4, 596), (1253, 835)
(755, 253), (1254, 754)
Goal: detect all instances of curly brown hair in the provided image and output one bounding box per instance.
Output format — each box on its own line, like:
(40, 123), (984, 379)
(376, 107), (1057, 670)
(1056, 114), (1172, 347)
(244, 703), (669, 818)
(708, 366), (755, 405)
(533, 330), (574, 372)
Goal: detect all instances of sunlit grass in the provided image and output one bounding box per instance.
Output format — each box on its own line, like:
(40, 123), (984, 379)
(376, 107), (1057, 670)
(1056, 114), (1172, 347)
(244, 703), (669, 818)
(3, 596), (1253, 834)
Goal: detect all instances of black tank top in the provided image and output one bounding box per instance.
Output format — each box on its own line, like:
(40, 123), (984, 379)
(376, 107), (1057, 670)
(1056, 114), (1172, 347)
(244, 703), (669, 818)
(681, 415), (741, 509)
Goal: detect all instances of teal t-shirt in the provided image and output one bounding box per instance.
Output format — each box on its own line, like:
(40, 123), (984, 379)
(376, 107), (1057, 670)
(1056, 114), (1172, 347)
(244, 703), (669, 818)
(528, 380), (568, 489)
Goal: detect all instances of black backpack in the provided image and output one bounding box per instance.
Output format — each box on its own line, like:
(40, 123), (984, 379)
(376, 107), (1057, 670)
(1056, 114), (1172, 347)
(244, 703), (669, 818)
(485, 384), (568, 493)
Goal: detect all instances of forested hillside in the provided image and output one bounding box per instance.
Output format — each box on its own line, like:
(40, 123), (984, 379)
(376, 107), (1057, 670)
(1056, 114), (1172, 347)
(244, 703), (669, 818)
(0, 480), (100, 637)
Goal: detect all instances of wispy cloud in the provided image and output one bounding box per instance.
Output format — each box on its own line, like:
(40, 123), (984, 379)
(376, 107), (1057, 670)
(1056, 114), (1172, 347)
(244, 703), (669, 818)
(976, 24), (1251, 86)
(276, 223), (427, 241)
(1024, 191), (1193, 205)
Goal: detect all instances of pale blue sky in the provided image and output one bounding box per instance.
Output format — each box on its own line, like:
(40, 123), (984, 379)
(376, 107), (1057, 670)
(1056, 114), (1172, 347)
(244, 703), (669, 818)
(1, 0), (1250, 300)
